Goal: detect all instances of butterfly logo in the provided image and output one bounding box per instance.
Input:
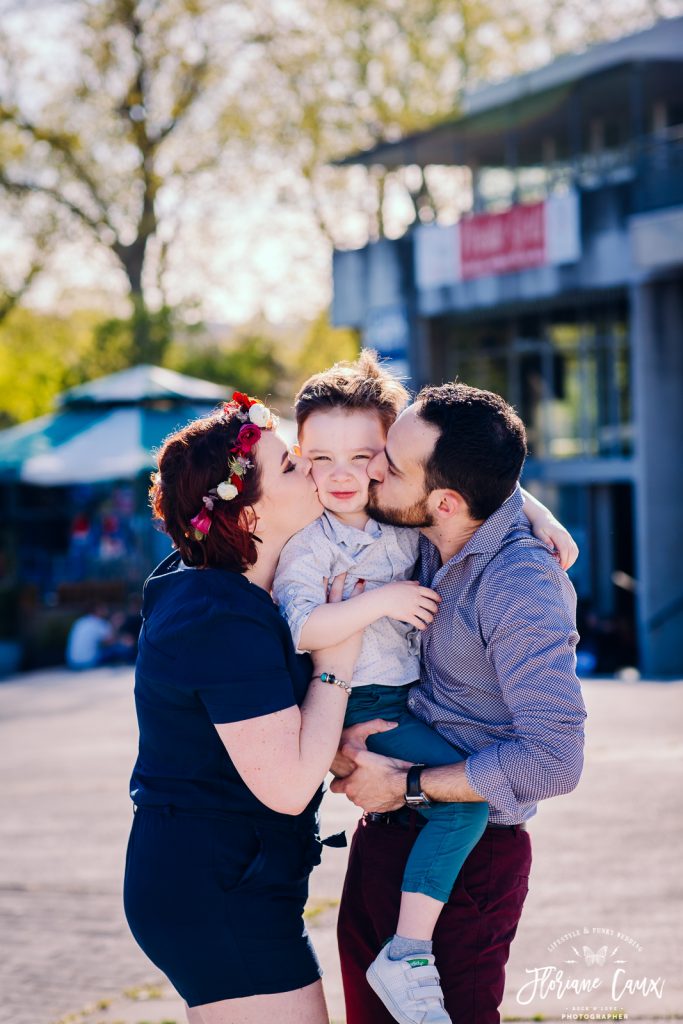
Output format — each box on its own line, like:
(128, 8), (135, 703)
(582, 945), (608, 966)
(565, 945), (628, 967)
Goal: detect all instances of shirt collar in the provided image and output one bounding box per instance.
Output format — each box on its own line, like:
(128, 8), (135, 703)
(320, 509), (382, 549)
(421, 483), (526, 571)
(462, 484), (525, 557)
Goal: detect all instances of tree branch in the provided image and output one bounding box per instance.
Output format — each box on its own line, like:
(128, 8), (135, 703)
(0, 104), (116, 230)
(152, 54), (211, 146)
(0, 258), (44, 324)
(0, 170), (114, 242)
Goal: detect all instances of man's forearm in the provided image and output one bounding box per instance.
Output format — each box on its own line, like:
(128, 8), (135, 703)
(329, 749), (487, 813)
(420, 761), (487, 804)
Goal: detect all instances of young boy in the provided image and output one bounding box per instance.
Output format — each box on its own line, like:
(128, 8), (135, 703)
(273, 351), (569, 1024)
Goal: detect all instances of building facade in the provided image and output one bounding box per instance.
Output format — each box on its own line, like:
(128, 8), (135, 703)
(331, 17), (683, 675)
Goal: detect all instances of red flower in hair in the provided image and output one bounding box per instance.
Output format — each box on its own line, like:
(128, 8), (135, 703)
(231, 423), (262, 454)
(232, 391), (259, 409)
(230, 473), (244, 493)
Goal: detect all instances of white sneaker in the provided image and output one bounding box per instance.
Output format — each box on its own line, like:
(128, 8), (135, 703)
(366, 943), (453, 1024)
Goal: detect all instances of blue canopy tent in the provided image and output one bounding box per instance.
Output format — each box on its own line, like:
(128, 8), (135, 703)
(0, 365), (225, 485)
(0, 365), (295, 671)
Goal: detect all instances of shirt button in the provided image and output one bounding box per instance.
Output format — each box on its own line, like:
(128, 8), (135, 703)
(408, 696), (415, 707)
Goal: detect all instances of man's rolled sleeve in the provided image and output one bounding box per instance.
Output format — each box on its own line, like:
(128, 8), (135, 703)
(272, 529), (333, 653)
(469, 558), (587, 818)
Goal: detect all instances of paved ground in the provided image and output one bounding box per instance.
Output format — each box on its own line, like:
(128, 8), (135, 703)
(0, 667), (681, 1024)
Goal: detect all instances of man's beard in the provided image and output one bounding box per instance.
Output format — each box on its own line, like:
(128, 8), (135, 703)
(366, 480), (435, 528)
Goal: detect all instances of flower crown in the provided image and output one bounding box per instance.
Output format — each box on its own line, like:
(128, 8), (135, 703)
(189, 391), (279, 541)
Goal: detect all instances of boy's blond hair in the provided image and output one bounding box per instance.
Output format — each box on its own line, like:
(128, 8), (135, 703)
(294, 350), (410, 437)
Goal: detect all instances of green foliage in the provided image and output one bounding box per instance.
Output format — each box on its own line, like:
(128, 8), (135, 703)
(166, 331), (288, 402)
(90, 303), (174, 377)
(0, 303), (362, 428)
(0, 308), (100, 426)
(295, 312), (360, 382)
(0, 304), (177, 426)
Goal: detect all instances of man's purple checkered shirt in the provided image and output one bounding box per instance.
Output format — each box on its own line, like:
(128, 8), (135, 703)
(407, 485), (587, 825)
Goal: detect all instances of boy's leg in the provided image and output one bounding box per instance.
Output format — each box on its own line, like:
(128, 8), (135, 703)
(401, 800), (489, 902)
(366, 708), (468, 766)
(367, 711), (489, 903)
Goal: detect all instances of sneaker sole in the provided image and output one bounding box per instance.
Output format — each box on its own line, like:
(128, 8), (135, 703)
(366, 962), (427, 1024)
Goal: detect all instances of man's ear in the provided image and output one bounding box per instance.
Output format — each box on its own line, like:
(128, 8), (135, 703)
(431, 488), (467, 520)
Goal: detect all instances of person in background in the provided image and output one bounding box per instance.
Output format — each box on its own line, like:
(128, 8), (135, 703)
(105, 595), (143, 665)
(65, 604), (114, 670)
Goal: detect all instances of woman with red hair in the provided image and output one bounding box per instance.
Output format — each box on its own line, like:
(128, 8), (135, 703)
(123, 394), (370, 1024)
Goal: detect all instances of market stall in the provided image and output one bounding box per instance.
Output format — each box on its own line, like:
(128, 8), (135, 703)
(0, 365), (295, 671)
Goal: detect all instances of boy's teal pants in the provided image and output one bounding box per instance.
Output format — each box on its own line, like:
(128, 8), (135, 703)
(344, 683), (489, 902)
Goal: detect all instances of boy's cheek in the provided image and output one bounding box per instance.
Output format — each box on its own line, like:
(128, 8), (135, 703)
(310, 466), (326, 488)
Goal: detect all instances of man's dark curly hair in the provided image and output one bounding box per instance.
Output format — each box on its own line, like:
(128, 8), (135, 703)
(416, 382), (527, 521)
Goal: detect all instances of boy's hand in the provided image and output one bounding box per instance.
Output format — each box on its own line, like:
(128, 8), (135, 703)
(521, 487), (579, 570)
(532, 517), (579, 571)
(378, 580), (441, 630)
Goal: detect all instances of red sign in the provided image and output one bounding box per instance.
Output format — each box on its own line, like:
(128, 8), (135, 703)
(460, 202), (546, 280)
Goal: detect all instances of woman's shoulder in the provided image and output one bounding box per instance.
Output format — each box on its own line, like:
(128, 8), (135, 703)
(144, 560), (282, 636)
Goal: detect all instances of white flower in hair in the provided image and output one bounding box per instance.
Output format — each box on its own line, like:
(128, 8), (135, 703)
(248, 403), (271, 427)
(216, 481), (239, 501)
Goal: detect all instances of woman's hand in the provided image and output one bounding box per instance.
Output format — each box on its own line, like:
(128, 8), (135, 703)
(330, 718), (398, 778)
(521, 488), (579, 570)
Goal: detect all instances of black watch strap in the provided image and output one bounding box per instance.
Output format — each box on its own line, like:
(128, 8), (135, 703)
(405, 764), (430, 806)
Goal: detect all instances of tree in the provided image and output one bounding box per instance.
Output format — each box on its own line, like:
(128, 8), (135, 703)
(0, 308), (101, 426)
(0, 0), (266, 357)
(166, 330), (289, 404)
(225, 0), (541, 247)
(294, 312), (359, 382)
(1, 0), (678, 338)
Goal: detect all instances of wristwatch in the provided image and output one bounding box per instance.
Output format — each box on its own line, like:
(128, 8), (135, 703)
(404, 764), (432, 808)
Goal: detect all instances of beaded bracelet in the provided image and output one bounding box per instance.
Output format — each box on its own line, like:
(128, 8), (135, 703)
(313, 672), (352, 696)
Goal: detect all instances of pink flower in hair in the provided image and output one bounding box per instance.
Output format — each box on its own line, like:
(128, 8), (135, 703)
(190, 508), (213, 536)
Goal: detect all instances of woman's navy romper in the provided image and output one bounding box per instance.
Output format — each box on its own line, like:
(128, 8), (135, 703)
(123, 552), (324, 1006)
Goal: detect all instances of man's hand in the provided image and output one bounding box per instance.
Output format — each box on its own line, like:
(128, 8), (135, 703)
(330, 718), (398, 779)
(329, 748), (412, 812)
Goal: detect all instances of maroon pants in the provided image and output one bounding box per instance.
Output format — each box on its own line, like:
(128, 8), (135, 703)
(337, 815), (532, 1024)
